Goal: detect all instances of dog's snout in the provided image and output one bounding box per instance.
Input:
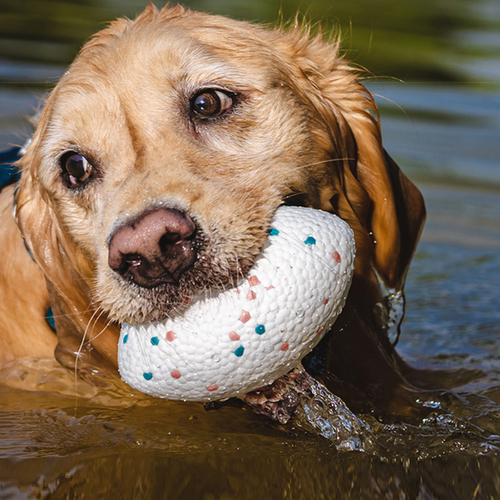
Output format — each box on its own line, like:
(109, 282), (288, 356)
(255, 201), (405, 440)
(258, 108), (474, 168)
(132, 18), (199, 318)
(108, 208), (198, 288)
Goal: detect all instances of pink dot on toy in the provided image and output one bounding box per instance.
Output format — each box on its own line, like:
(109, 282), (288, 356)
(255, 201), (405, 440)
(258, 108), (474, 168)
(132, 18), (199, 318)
(171, 369), (181, 379)
(229, 331), (240, 341)
(246, 290), (257, 300)
(333, 251), (341, 263)
(166, 330), (176, 341)
(281, 342), (289, 351)
(206, 384), (219, 392)
(248, 275), (260, 286)
(239, 310), (251, 323)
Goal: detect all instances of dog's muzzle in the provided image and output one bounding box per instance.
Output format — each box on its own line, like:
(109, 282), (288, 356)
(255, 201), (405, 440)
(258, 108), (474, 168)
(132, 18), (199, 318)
(108, 208), (198, 288)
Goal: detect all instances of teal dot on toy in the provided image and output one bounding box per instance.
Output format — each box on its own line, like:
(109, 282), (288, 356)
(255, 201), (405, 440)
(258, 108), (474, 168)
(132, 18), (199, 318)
(151, 336), (159, 346)
(255, 324), (265, 335)
(234, 346), (245, 357)
(269, 228), (280, 236)
(304, 236), (316, 245)
(123, 334), (128, 344)
(143, 372), (153, 381)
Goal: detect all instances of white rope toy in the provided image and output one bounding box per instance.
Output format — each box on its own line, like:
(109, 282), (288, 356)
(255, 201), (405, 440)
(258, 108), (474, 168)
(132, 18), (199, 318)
(118, 206), (355, 401)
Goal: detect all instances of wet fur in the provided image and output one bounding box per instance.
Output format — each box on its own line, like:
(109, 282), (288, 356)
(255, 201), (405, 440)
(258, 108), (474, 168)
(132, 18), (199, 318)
(0, 4), (427, 416)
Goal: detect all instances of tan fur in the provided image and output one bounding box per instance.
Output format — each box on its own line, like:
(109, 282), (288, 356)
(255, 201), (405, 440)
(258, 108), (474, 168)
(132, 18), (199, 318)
(0, 186), (56, 361)
(1, 4), (426, 416)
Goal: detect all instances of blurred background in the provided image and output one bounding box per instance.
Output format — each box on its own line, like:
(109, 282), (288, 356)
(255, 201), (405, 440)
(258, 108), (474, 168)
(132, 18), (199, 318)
(1, 0), (500, 497)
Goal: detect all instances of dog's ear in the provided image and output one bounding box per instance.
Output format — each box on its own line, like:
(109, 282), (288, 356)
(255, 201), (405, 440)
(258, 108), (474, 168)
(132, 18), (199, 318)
(15, 93), (91, 302)
(292, 36), (426, 291)
(15, 103), (119, 370)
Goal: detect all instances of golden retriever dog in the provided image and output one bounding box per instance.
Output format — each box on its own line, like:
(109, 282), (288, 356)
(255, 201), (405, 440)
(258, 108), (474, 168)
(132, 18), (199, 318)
(0, 4), (428, 418)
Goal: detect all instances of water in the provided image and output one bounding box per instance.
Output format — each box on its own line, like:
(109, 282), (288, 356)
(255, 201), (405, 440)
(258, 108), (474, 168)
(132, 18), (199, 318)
(1, 0), (500, 497)
(283, 366), (374, 452)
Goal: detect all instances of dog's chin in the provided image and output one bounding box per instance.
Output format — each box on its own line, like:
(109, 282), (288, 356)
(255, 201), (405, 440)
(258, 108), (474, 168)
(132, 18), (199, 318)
(97, 251), (256, 326)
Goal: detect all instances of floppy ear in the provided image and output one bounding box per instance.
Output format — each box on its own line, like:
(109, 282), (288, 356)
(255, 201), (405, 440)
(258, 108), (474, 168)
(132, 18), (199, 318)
(15, 104), (119, 371)
(293, 37), (426, 291)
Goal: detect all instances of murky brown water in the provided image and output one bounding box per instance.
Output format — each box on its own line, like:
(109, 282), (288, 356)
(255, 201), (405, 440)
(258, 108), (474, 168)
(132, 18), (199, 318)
(1, 359), (499, 498)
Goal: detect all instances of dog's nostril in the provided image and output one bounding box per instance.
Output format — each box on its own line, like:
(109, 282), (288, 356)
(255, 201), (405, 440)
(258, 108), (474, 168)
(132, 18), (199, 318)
(160, 232), (182, 247)
(124, 255), (142, 267)
(108, 208), (198, 288)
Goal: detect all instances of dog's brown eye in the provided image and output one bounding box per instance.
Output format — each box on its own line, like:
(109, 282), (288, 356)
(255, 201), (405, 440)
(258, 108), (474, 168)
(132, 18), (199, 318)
(61, 152), (93, 187)
(191, 90), (233, 118)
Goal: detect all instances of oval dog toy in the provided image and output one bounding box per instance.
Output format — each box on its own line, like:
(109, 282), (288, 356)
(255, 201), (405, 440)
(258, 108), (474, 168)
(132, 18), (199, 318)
(118, 206), (355, 401)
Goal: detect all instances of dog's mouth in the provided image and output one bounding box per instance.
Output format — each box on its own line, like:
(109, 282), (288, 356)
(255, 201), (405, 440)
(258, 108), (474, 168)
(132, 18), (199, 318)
(104, 208), (262, 325)
(104, 195), (311, 325)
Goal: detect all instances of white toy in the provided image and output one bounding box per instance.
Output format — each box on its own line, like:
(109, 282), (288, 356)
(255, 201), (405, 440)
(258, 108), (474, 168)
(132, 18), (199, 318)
(118, 206), (355, 401)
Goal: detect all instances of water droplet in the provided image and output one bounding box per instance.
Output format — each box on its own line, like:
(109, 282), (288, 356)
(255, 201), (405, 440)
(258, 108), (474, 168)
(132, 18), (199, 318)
(385, 289), (405, 346)
(212, 354), (220, 363)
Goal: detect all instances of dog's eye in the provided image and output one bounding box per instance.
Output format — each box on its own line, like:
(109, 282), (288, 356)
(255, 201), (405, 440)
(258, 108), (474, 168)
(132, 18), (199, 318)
(191, 90), (234, 118)
(61, 152), (93, 187)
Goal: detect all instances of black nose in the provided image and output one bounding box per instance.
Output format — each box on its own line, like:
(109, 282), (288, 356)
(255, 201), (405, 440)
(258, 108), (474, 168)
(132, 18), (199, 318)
(108, 208), (197, 288)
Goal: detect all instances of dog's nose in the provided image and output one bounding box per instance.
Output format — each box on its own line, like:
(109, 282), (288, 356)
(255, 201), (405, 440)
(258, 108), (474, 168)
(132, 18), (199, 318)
(108, 208), (197, 288)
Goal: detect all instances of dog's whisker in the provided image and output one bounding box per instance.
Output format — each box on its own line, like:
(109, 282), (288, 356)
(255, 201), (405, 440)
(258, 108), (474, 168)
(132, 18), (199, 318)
(290, 157), (357, 173)
(72, 305), (107, 391)
(86, 315), (114, 345)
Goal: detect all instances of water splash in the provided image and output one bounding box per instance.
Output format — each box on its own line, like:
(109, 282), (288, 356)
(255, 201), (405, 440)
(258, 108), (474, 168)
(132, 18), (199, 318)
(242, 364), (375, 451)
(385, 289), (406, 347)
(288, 366), (375, 451)
(374, 273), (407, 348)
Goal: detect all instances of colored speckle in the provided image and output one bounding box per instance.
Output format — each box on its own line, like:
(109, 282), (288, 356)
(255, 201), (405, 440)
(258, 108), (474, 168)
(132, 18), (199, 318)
(304, 236), (316, 245)
(123, 334), (128, 344)
(229, 331), (240, 341)
(143, 372), (153, 381)
(269, 228), (280, 236)
(246, 290), (257, 300)
(255, 324), (266, 335)
(239, 310), (251, 323)
(151, 336), (159, 346)
(333, 251), (341, 263)
(248, 275), (260, 286)
(206, 384), (219, 392)
(266, 285), (275, 290)
(166, 330), (177, 341)
(323, 298), (329, 305)
(234, 346), (245, 357)
(281, 342), (289, 351)
(171, 369), (181, 379)
(318, 326), (325, 334)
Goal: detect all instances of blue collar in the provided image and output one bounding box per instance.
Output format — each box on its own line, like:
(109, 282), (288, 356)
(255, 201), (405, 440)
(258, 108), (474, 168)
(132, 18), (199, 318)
(0, 146), (22, 190)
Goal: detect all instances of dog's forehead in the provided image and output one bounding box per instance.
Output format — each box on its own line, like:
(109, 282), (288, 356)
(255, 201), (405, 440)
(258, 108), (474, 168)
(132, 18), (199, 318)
(66, 18), (287, 93)
(40, 17), (307, 159)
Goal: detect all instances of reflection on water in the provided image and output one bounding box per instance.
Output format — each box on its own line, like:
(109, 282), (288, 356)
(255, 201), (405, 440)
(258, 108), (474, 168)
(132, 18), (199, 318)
(1, 0), (500, 497)
(1, 360), (500, 498)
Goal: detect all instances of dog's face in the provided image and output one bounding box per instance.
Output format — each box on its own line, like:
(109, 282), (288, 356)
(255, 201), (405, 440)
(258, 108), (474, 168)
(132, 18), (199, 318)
(16, 5), (425, 391)
(18, 6), (353, 324)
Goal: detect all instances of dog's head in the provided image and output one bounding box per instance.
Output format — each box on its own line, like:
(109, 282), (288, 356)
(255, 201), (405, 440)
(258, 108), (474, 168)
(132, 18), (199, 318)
(16, 5), (424, 383)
